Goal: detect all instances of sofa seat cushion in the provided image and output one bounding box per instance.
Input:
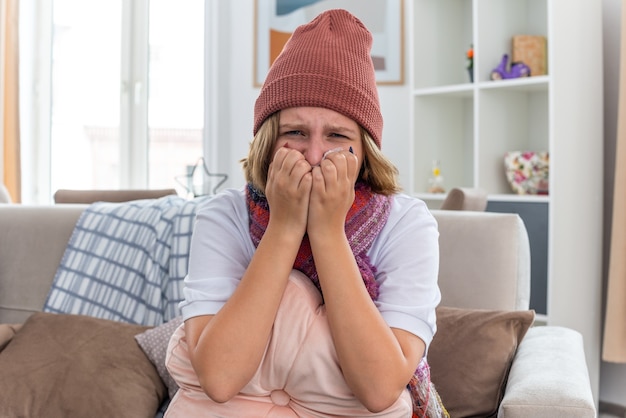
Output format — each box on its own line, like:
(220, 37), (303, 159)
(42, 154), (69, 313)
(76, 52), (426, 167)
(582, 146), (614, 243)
(0, 312), (166, 418)
(428, 306), (535, 418)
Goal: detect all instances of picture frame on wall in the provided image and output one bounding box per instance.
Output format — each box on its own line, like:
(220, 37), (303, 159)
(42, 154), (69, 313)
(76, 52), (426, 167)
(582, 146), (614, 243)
(254, 0), (404, 87)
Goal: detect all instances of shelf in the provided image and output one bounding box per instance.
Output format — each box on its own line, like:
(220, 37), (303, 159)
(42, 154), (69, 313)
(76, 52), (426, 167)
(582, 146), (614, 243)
(478, 75), (549, 92)
(412, 84), (474, 98)
(486, 193), (549, 203)
(412, 95), (474, 194)
(478, 88), (549, 194)
(412, 0), (473, 89)
(410, 0), (604, 397)
(413, 76), (549, 98)
(416, 192), (549, 204)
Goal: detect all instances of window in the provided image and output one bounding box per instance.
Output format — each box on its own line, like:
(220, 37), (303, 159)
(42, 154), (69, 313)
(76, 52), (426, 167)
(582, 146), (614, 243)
(20, 0), (205, 202)
(147, 0), (205, 189)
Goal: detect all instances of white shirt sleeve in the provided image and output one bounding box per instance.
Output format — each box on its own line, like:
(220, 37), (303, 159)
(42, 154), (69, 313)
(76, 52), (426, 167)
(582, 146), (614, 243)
(179, 188), (255, 320)
(369, 194), (440, 349)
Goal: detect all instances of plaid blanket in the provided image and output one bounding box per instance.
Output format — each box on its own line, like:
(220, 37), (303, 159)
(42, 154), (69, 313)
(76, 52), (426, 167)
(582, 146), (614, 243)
(43, 195), (211, 326)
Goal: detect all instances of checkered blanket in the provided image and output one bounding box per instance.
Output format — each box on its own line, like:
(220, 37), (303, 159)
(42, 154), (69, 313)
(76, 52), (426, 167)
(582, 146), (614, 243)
(43, 195), (211, 326)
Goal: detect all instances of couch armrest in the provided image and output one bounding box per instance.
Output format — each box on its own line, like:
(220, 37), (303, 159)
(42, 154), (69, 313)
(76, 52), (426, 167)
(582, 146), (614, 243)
(498, 326), (596, 418)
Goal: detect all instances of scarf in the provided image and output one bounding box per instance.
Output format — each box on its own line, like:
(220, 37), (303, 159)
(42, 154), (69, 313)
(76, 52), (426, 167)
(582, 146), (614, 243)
(246, 181), (390, 300)
(245, 182), (449, 418)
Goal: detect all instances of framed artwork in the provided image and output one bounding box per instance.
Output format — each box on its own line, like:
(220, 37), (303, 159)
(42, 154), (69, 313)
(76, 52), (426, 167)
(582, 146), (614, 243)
(254, 0), (404, 86)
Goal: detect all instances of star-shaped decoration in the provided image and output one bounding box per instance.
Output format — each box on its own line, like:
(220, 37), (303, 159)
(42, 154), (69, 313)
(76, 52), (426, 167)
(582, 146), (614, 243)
(175, 157), (228, 197)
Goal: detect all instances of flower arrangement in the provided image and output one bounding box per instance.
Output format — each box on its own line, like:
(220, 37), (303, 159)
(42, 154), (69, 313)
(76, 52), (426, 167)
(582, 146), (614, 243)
(466, 45), (474, 69)
(466, 45), (474, 82)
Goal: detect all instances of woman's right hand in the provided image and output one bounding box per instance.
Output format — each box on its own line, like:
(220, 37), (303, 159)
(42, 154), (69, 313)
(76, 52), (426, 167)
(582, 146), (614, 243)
(265, 147), (312, 238)
(186, 154), (313, 401)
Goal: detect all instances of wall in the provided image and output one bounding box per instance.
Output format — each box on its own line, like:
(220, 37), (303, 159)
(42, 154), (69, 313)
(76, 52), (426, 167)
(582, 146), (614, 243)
(601, 0), (626, 409)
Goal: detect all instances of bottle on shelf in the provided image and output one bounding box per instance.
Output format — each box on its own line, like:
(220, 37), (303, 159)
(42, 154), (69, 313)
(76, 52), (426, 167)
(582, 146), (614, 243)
(427, 160), (445, 194)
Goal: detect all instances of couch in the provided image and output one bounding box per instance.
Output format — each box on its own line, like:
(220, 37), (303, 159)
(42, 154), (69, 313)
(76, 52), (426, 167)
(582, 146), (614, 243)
(0, 198), (596, 417)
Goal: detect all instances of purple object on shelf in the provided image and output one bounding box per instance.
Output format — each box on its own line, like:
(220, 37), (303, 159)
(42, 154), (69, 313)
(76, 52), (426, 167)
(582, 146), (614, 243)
(490, 54), (531, 80)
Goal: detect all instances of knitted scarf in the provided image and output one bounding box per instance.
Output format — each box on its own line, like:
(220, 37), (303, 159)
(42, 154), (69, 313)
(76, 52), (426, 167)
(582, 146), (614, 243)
(245, 182), (449, 418)
(246, 181), (390, 300)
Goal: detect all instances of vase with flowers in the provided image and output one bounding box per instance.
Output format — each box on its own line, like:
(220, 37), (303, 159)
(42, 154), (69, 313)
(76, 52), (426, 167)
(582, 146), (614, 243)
(466, 45), (474, 83)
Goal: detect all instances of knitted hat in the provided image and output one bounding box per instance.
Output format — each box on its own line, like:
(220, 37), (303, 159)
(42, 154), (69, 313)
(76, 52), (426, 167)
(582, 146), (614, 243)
(254, 9), (383, 148)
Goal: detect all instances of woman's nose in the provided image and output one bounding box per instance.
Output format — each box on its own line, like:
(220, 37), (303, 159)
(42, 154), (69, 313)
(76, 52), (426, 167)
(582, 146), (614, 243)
(302, 137), (325, 166)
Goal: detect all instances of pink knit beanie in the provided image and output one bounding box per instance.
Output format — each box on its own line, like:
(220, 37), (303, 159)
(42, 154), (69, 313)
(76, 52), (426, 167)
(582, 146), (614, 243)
(254, 9), (383, 148)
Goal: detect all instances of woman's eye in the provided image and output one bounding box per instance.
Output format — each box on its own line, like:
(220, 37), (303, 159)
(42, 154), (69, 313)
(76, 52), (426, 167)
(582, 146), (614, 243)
(330, 133), (347, 138)
(284, 130), (303, 136)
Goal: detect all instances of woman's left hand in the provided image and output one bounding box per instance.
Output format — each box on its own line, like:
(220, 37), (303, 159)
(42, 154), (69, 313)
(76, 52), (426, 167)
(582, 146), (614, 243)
(307, 150), (426, 411)
(307, 149), (359, 235)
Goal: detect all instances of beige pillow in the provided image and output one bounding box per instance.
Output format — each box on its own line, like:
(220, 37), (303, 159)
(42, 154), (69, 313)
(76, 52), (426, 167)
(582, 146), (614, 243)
(428, 306), (535, 417)
(0, 312), (166, 418)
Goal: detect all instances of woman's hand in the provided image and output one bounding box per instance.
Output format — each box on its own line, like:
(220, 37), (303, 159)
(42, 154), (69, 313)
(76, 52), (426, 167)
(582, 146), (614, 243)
(306, 149), (425, 411)
(307, 148), (359, 236)
(266, 146), (313, 238)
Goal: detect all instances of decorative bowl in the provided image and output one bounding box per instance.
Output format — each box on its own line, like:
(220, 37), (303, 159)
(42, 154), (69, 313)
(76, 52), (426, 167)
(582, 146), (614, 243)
(504, 151), (549, 195)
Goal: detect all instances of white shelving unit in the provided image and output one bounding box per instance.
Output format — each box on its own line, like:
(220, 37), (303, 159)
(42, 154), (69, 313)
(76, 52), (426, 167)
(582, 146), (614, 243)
(412, 0), (549, 200)
(409, 0), (603, 403)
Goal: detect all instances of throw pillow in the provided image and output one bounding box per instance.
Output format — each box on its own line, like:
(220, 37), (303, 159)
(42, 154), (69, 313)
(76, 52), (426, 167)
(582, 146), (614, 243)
(135, 315), (184, 399)
(428, 306), (535, 418)
(0, 312), (166, 418)
(0, 323), (22, 351)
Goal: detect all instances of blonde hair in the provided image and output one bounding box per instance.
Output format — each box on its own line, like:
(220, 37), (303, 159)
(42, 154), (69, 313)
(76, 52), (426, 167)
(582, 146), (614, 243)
(241, 112), (401, 195)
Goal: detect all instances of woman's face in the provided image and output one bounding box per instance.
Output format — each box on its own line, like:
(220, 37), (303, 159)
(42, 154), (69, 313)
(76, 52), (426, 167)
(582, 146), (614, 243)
(273, 107), (364, 168)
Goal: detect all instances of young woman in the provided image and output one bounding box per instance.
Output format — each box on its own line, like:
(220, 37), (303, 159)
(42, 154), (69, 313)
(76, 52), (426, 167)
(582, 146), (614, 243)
(166, 9), (446, 418)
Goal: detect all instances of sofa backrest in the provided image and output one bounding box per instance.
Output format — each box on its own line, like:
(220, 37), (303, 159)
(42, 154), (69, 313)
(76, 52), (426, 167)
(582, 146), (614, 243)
(0, 205), (530, 324)
(53, 188), (177, 204)
(0, 205), (86, 323)
(431, 210), (531, 311)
